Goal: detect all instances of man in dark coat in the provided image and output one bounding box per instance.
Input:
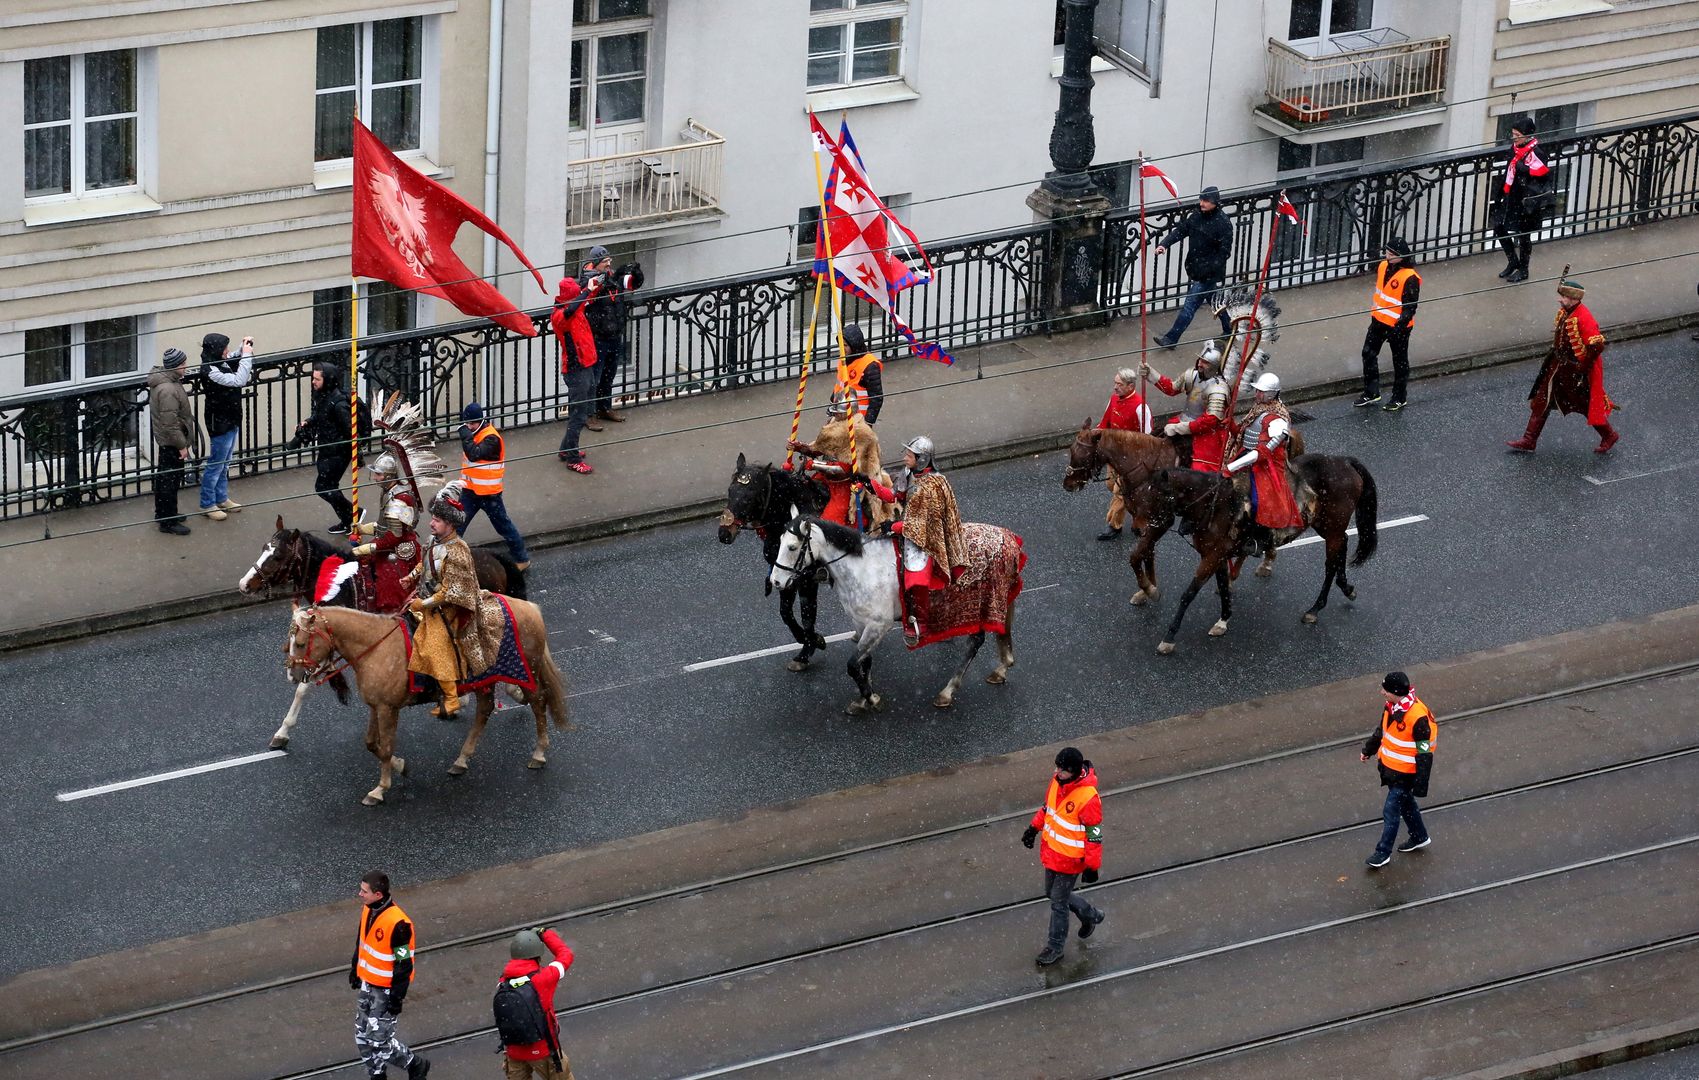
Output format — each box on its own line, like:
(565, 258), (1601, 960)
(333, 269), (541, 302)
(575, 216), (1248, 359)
(1153, 186), (1234, 349)
(578, 245), (644, 428)
(287, 361), (364, 533)
(147, 347), (201, 536)
(1360, 672), (1435, 869)
(197, 331), (253, 520)
(1492, 115), (1554, 284)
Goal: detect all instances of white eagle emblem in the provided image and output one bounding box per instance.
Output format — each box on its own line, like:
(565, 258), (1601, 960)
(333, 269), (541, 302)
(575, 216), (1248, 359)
(368, 168), (433, 277)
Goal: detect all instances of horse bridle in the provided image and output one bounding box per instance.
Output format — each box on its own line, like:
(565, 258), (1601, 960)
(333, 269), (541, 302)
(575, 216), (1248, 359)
(1064, 436), (1107, 487)
(285, 606), (403, 685)
(772, 520), (854, 579)
(726, 466), (776, 533)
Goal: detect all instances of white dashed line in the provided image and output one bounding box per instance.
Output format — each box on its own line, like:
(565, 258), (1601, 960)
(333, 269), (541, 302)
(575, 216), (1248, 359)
(1279, 514), (1429, 550)
(57, 751), (287, 803)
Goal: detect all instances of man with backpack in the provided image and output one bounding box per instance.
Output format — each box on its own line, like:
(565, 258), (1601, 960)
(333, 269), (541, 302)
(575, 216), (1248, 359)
(494, 927), (576, 1078)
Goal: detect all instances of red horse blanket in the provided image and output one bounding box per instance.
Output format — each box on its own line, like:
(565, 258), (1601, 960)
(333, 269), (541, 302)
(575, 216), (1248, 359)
(899, 522), (1026, 650)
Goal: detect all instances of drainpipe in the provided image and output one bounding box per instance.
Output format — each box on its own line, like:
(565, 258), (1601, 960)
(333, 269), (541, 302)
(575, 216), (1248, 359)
(482, 0), (505, 408)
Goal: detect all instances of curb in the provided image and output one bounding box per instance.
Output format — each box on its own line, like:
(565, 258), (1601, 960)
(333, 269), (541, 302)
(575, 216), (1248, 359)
(1463, 1017), (1699, 1079)
(3, 311), (1693, 654)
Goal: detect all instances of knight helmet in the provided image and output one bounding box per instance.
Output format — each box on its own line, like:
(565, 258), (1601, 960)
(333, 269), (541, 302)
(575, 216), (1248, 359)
(904, 434), (936, 471)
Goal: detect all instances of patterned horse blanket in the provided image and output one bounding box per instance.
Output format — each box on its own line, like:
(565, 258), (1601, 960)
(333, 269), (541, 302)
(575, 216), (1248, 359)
(403, 594), (537, 695)
(898, 522), (1026, 650)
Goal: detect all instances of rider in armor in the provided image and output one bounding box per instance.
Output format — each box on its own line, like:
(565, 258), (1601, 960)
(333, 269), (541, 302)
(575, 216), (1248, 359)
(350, 479), (421, 612)
(860, 435), (967, 646)
(1143, 340), (1229, 471)
(1227, 373), (1305, 553)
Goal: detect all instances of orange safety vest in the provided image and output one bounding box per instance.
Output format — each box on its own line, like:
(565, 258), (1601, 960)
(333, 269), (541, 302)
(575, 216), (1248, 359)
(1371, 262), (1419, 328)
(356, 901), (416, 987)
(1377, 698), (1436, 774)
(1041, 777), (1099, 862)
(461, 425), (506, 495)
(834, 353), (881, 418)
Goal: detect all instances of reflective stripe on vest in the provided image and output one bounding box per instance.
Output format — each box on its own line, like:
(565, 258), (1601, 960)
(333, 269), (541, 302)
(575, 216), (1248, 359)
(462, 426), (506, 495)
(1372, 264), (1418, 327)
(356, 902), (415, 987)
(834, 353), (879, 416)
(1378, 699), (1435, 773)
(1042, 778), (1099, 859)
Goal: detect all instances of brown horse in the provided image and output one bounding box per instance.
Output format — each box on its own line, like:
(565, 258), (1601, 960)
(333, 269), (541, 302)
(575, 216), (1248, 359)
(1061, 422), (1179, 606)
(281, 603), (571, 805)
(1126, 452), (1378, 654)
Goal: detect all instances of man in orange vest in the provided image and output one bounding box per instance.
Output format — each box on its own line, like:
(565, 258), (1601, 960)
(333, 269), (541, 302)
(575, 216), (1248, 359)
(1355, 237), (1420, 412)
(348, 871), (431, 1078)
(1021, 747), (1105, 965)
(1360, 671), (1435, 869)
(834, 324), (884, 425)
(459, 403), (530, 570)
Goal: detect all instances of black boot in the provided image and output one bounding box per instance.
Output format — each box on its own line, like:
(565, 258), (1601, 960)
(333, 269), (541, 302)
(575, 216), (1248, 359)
(1097, 526), (1122, 541)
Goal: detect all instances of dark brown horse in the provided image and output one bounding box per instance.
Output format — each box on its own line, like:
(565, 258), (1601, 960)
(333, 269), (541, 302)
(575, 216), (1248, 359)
(1126, 453), (1378, 654)
(1061, 423), (1179, 606)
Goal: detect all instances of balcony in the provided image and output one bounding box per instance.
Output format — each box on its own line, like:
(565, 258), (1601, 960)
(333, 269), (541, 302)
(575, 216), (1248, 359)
(1255, 30), (1451, 143)
(565, 119), (726, 237)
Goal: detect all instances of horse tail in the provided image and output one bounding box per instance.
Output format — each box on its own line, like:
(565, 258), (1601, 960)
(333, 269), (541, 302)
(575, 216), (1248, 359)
(539, 645), (572, 731)
(1348, 457), (1379, 567)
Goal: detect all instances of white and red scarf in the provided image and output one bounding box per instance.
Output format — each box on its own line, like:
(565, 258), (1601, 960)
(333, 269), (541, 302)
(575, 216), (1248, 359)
(1504, 138), (1544, 193)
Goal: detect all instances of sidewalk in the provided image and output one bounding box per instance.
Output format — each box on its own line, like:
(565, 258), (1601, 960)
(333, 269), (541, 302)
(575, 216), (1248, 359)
(3, 220), (1696, 649)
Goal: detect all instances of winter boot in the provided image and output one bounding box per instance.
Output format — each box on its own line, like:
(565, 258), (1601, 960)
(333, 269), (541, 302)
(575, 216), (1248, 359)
(1592, 423), (1620, 454)
(1505, 410), (1548, 453)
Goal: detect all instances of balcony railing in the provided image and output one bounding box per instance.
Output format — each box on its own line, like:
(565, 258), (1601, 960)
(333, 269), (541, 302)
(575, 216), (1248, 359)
(1264, 30), (1450, 127)
(566, 119), (724, 233)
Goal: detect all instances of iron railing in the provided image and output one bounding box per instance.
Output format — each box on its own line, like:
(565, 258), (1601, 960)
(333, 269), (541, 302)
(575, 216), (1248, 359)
(1263, 30), (1450, 128)
(4, 110), (1697, 521)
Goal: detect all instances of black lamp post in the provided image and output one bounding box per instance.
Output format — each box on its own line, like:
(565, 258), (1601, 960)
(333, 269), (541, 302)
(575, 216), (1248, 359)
(1045, 0), (1101, 199)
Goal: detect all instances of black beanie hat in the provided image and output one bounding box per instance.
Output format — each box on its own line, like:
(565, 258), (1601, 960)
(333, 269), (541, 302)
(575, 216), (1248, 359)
(1055, 746), (1085, 774)
(162, 347), (187, 369)
(1200, 185), (1222, 205)
(1382, 671), (1412, 696)
(1384, 236), (1412, 258)
(1511, 115), (1537, 136)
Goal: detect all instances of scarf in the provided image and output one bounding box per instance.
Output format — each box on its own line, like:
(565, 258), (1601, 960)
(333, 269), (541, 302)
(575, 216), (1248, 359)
(1392, 687), (1419, 717)
(1504, 138), (1541, 193)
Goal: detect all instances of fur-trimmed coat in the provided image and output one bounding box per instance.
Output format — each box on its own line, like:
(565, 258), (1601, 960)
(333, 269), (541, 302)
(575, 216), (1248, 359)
(903, 472), (968, 583)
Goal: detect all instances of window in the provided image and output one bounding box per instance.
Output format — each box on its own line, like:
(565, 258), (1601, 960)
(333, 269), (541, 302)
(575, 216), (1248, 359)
(313, 284), (418, 342)
(1094, 0), (1165, 74)
(793, 196), (910, 328)
(570, 1), (651, 132)
(795, 194), (910, 262)
(1288, 0), (1373, 40)
(315, 18), (427, 161)
(24, 318), (141, 389)
(1495, 104), (1580, 144)
(808, 1), (907, 90)
(24, 51), (140, 201)
(1276, 137), (1366, 174)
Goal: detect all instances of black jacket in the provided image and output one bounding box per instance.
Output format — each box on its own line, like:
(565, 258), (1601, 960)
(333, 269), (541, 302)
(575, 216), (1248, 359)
(1161, 207), (1234, 283)
(1362, 710), (1434, 798)
(288, 363), (366, 462)
(200, 334), (251, 437)
(579, 262), (645, 347)
(460, 421), (502, 463)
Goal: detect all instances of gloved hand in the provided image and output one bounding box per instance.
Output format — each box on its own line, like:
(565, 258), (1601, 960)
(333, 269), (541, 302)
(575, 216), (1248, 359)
(384, 993), (404, 1017)
(1021, 825), (1039, 849)
(1081, 868), (1100, 885)
(1163, 421), (1187, 437)
(890, 520), (904, 535)
(532, 926), (549, 938)
(407, 598), (426, 615)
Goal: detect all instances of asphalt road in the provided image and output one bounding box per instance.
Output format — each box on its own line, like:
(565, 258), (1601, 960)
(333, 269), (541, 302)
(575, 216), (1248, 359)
(2, 329), (1694, 978)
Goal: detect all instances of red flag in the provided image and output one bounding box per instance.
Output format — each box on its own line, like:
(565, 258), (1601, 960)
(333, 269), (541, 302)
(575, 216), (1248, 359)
(352, 120), (546, 336)
(1138, 160), (1180, 200)
(1275, 192), (1304, 227)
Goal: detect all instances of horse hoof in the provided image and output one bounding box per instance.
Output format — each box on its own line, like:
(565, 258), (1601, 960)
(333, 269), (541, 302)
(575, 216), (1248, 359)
(870, 694), (886, 713)
(845, 701), (868, 716)
(1344, 586), (1357, 601)
(1129, 590), (1149, 607)
(1208, 621), (1228, 638)
(786, 659), (808, 673)
(1156, 641), (1176, 656)
(932, 694), (954, 709)
(362, 791), (384, 807)
(527, 757), (547, 770)
(986, 671), (1007, 686)
(1254, 566), (1273, 579)
(1302, 612), (1319, 625)
(447, 763), (468, 777)
(268, 736), (289, 751)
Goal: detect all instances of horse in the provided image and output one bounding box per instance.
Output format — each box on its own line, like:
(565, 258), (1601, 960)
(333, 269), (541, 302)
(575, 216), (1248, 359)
(1061, 422), (1179, 607)
(240, 515), (530, 745)
(282, 603), (571, 805)
(768, 517), (1021, 714)
(719, 454), (832, 671)
(1125, 454), (1378, 654)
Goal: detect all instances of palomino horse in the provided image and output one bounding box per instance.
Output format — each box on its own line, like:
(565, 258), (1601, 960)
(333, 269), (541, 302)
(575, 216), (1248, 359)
(1125, 454), (1378, 654)
(282, 603), (570, 805)
(768, 517), (1022, 714)
(1061, 423), (1179, 606)
(240, 515), (528, 746)
(719, 455), (832, 671)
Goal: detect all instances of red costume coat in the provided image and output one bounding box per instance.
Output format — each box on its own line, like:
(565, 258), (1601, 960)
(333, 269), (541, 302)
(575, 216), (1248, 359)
(1099, 391), (1150, 433)
(1237, 404), (1304, 529)
(1153, 373), (1228, 472)
(1531, 303), (1613, 425)
(362, 529), (421, 613)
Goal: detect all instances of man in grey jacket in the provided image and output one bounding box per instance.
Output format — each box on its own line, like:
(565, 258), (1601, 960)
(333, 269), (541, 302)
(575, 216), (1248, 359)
(148, 347), (201, 535)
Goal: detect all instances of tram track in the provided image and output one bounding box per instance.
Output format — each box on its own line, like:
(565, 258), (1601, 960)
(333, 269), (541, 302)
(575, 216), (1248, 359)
(6, 659), (1696, 1078)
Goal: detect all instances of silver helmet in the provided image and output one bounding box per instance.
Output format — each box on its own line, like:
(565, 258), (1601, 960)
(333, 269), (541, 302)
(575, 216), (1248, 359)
(1252, 372), (1281, 395)
(369, 452), (400, 482)
(826, 392), (850, 420)
(1196, 340), (1223, 377)
(904, 434), (936, 471)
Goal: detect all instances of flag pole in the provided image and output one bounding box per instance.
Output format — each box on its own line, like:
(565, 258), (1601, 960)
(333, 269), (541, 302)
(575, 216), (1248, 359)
(789, 111), (834, 471)
(827, 111), (856, 480)
(1225, 190), (1285, 420)
(348, 112), (362, 529)
(1136, 151), (1150, 425)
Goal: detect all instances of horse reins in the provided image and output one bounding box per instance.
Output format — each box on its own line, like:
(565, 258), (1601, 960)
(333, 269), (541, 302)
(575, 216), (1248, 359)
(287, 608), (405, 686)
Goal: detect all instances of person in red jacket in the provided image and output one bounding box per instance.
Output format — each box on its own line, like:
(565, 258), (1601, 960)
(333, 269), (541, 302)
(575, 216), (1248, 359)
(495, 927), (576, 1079)
(550, 277), (600, 475)
(1021, 746), (1105, 965)
(1096, 367), (1153, 541)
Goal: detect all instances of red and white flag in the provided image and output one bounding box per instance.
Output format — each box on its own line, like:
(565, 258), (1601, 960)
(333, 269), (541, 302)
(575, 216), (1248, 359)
(1138, 160), (1180, 200)
(351, 120), (547, 337)
(1275, 191), (1305, 227)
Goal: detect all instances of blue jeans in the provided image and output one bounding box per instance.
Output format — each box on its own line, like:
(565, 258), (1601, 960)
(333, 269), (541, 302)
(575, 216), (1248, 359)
(1044, 868), (1101, 951)
(1374, 785), (1428, 858)
(1161, 278), (1231, 343)
(461, 489), (529, 563)
(199, 428), (238, 509)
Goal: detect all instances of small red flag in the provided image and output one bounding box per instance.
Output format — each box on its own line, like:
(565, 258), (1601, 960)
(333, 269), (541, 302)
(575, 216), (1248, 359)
(351, 120), (546, 337)
(1275, 192), (1304, 227)
(1138, 160), (1180, 200)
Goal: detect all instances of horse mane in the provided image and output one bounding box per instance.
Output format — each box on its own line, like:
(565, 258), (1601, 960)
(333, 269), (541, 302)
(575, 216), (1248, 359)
(803, 516), (866, 556)
(302, 530), (355, 560)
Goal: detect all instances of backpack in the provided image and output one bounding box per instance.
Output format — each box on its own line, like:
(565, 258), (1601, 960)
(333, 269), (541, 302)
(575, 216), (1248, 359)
(492, 975), (554, 1053)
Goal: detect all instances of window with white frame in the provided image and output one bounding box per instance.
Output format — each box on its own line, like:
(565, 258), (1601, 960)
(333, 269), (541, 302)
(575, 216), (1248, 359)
(24, 51), (141, 201)
(808, 0), (907, 90)
(1288, 0), (1373, 41)
(315, 18), (431, 162)
(1093, 0), (1165, 75)
(312, 284), (418, 341)
(23, 317), (143, 389)
(570, 0), (652, 133)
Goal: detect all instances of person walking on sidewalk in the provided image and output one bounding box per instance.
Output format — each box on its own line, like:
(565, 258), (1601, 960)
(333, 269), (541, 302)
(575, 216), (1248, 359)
(288, 361), (366, 533)
(579, 245), (644, 429)
(1095, 367), (1152, 541)
(551, 276), (599, 475)
(1152, 186), (1234, 349)
(147, 347), (201, 536)
(349, 872), (430, 1079)
(197, 332), (253, 520)
(834, 324), (885, 425)
(494, 928), (577, 1079)
(1356, 238), (1419, 412)
(1506, 270), (1619, 455)
(458, 403), (530, 569)
(1361, 672), (1435, 870)
(1492, 116), (1554, 285)
(1021, 746), (1105, 966)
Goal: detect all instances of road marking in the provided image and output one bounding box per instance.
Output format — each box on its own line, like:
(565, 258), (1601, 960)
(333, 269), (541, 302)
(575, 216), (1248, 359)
(57, 751), (287, 803)
(1279, 514), (1429, 550)
(1584, 461), (1696, 486)
(683, 632), (860, 672)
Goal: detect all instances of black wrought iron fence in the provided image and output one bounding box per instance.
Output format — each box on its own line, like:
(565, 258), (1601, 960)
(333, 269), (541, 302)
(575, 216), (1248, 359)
(4, 110), (1695, 522)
